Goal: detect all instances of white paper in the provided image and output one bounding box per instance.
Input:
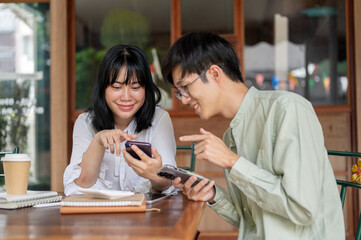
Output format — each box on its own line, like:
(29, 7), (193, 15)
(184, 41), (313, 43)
(78, 188), (134, 199)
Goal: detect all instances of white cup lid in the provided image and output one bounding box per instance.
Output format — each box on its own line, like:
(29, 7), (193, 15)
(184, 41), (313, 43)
(1, 154), (31, 162)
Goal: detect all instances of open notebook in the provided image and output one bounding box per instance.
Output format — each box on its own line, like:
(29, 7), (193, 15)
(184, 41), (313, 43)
(60, 193), (146, 214)
(0, 190), (62, 209)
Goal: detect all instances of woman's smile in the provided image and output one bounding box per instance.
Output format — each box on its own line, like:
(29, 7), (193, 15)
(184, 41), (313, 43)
(118, 104), (134, 111)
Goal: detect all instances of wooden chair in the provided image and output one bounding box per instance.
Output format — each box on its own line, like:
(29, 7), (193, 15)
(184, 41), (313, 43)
(0, 147), (20, 179)
(328, 150), (361, 240)
(176, 142), (196, 172)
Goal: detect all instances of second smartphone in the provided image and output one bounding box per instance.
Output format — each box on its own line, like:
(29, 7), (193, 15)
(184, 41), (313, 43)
(157, 165), (210, 187)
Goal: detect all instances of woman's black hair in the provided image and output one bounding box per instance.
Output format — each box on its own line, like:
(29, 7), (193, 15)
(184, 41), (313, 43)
(88, 44), (161, 133)
(161, 32), (243, 87)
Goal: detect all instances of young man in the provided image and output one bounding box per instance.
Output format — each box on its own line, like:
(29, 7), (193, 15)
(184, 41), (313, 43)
(161, 32), (344, 239)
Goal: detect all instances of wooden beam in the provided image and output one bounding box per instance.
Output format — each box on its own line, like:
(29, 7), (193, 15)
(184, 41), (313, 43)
(354, 0), (361, 153)
(234, 0), (244, 75)
(50, 0), (69, 192)
(170, 0), (181, 111)
(352, 0), (361, 237)
(171, 0), (181, 44)
(68, 0), (76, 163)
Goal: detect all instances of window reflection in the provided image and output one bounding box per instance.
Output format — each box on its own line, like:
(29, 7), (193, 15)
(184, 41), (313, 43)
(244, 0), (347, 105)
(0, 3), (50, 189)
(181, 0), (233, 34)
(75, 0), (172, 109)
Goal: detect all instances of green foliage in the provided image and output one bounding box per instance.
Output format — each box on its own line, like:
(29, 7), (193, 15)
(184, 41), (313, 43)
(0, 80), (32, 153)
(76, 48), (106, 109)
(0, 114), (7, 150)
(100, 8), (149, 49)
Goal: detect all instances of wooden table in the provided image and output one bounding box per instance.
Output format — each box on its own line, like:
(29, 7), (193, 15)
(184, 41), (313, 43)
(0, 194), (205, 240)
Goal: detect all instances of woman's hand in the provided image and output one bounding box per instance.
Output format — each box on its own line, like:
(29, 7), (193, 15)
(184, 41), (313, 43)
(173, 176), (216, 202)
(75, 129), (135, 188)
(122, 146), (171, 191)
(95, 129), (136, 156)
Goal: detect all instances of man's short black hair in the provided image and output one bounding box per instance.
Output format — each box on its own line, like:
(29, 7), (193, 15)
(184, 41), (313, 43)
(162, 32), (243, 87)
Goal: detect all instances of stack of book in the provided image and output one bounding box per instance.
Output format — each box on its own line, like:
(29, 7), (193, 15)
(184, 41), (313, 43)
(0, 190), (62, 209)
(60, 192), (146, 214)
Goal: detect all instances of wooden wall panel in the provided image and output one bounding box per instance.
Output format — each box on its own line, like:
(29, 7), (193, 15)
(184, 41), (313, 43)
(318, 112), (354, 238)
(171, 116), (231, 145)
(318, 112), (351, 150)
(318, 112), (351, 174)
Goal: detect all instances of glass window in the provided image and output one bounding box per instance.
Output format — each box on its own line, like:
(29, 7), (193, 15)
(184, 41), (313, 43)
(75, 0), (172, 109)
(244, 0), (347, 105)
(0, 3), (50, 190)
(181, 0), (233, 35)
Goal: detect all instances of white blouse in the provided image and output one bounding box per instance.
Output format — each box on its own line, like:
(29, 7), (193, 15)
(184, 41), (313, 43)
(63, 107), (177, 196)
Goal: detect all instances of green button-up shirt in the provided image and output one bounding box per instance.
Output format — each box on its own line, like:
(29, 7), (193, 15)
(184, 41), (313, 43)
(208, 87), (344, 240)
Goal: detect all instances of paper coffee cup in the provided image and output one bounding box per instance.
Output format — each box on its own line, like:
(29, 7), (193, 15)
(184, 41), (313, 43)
(1, 154), (31, 195)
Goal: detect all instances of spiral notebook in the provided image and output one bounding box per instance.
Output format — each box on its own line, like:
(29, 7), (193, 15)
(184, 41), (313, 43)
(0, 190), (63, 209)
(60, 193), (146, 214)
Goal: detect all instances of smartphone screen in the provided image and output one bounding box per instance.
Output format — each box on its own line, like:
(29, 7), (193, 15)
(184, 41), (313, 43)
(125, 141), (152, 160)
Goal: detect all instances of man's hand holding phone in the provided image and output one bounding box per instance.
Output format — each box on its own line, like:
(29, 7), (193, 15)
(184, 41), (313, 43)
(173, 175), (216, 202)
(157, 165), (216, 202)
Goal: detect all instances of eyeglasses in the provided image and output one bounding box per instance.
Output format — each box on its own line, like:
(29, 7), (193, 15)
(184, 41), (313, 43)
(174, 69), (208, 101)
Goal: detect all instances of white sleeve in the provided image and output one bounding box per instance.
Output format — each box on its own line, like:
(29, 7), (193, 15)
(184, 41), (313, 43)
(63, 114), (95, 196)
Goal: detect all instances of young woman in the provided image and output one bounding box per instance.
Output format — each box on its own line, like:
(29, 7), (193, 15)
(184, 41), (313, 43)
(63, 44), (176, 196)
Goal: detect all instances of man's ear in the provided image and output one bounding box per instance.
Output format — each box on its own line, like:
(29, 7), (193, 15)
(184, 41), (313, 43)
(208, 65), (223, 83)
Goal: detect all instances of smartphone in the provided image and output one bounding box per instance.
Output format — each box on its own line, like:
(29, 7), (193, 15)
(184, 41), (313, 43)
(144, 193), (170, 204)
(125, 141), (152, 160)
(157, 165), (210, 187)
